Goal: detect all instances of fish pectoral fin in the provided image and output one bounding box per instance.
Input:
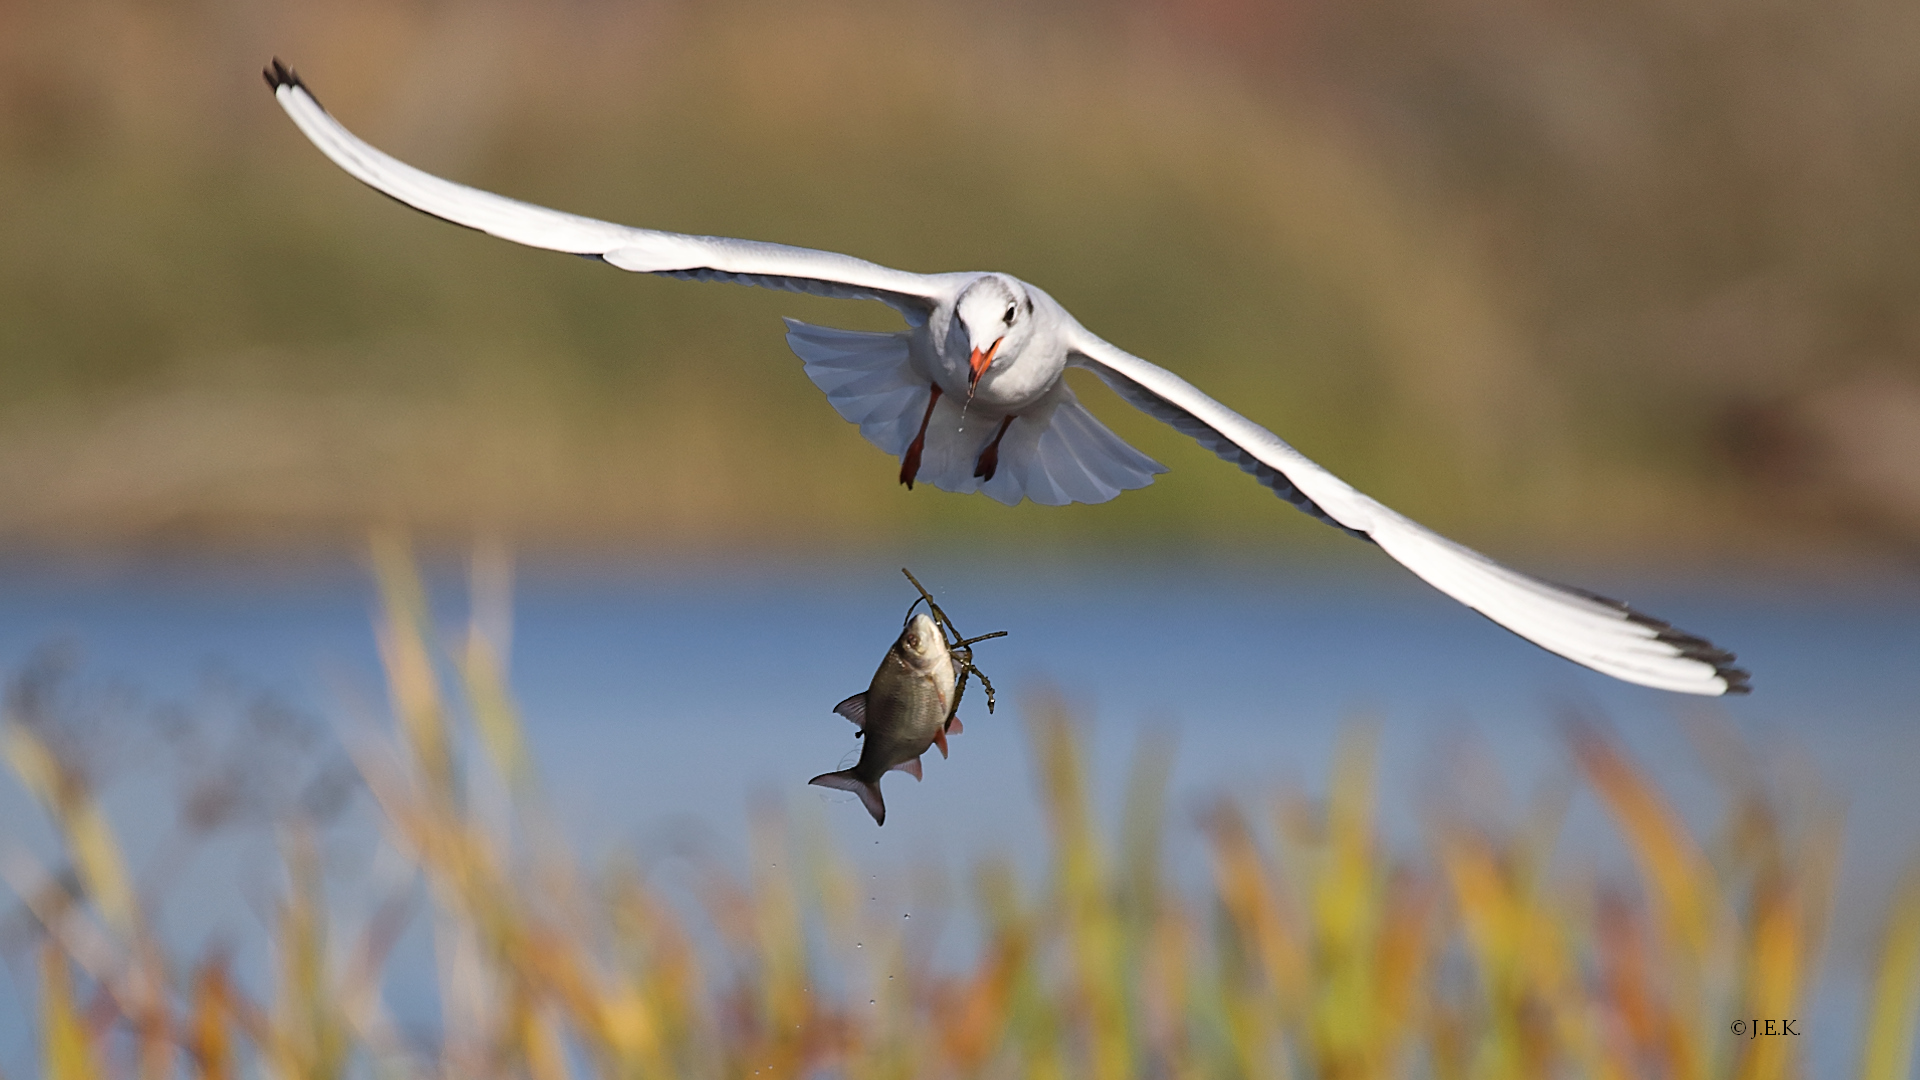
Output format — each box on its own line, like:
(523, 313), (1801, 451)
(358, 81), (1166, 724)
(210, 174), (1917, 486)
(832, 692), (869, 728)
(947, 715), (963, 736)
(932, 728), (949, 759)
(891, 756), (924, 781)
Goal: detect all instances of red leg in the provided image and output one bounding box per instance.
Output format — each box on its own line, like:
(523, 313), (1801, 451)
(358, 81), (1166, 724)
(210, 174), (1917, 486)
(972, 415), (1017, 481)
(899, 384), (943, 489)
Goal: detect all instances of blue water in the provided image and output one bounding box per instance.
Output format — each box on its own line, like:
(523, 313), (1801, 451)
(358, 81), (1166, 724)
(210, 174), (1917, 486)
(0, 553), (1913, 1073)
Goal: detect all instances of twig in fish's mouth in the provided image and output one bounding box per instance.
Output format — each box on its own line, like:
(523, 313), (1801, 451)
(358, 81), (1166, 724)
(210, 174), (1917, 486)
(899, 567), (949, 629)
(899, 567), (1007, 717)
(959, 661), (997, 716)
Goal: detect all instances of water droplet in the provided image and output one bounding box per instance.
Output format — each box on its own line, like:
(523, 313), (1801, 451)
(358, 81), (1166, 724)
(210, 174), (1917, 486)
(902, 913), (911, 919)
(856, 942), (863, 948)
(870, 999), (876, 1005)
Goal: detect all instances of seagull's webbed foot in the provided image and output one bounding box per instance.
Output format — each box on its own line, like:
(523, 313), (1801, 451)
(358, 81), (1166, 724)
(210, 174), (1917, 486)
(899, 384), (943, 489)
(972, 415), (1017, 481)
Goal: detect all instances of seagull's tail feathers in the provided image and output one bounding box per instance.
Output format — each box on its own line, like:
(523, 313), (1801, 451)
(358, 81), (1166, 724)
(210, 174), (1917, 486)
(917, 382), (1167, 506)
(785, 319), (924, 456)
(784, 319), (1164, 506)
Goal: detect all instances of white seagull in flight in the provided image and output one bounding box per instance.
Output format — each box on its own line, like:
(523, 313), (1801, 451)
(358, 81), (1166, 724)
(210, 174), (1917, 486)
(265, 60), (1749, 696)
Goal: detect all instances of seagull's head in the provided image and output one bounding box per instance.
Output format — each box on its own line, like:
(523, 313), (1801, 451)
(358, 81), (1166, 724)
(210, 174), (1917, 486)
(954, 275), (1032, 392)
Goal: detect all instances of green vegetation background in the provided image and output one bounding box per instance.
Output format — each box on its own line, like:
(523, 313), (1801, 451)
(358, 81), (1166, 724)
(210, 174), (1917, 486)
(3, 0), (1918, 559)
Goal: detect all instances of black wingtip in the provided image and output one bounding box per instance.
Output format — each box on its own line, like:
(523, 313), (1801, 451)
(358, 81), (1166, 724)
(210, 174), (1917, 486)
(1570, 585), (1753, 695)
(263, 58), (311, 99)
(1622, 609), (1752, 695)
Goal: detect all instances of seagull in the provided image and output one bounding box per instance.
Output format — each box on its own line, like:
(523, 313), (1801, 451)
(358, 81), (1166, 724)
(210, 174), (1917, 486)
(264, 60), (1749, 696)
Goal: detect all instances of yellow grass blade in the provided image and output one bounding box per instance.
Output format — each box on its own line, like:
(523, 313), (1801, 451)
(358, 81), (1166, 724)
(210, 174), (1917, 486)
(462, 541), (533, 791)
(185, 959), (234, 1080)
(1207, 800), (1305, 1008)
(1309, 726), (1384, 1073)
(522, 999), (573, 1080)
(270, 830), (349, 1080)
(40, 944), (104, 1080)
(1029, 699), (1134, 1080)
(1860, 860), (1920, 1080)
(5, 724), (138, 938)
(1119, 726), (1176, 935)
(461, 632), (531, 791)
(1571, 725), (1715, 961)
(371, 531), (454, 802)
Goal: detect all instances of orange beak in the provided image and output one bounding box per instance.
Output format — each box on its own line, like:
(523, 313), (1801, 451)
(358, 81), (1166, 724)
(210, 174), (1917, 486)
(968, 338), (1002, 391)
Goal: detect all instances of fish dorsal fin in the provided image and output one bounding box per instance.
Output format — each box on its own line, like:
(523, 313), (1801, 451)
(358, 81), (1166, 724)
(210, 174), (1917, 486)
(932, 728), (949, 759)
(891, 756), (924, 781)
(833, 693), (868, 728)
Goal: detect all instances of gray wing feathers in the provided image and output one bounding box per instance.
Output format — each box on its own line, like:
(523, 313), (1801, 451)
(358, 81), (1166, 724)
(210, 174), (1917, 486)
(669, 268), (932, 323)
(1080, 359), (1367, 538)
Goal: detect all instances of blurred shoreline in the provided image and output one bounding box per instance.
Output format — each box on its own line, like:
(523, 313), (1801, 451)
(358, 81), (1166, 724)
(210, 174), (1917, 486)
(0, 534), (1915, 594)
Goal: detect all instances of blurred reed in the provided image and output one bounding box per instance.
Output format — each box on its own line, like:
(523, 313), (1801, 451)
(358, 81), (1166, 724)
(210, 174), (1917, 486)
(1, 544), (1915, 1078)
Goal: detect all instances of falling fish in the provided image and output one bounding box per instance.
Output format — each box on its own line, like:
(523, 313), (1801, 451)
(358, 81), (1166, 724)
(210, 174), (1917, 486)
(810, 571), (1005, 825)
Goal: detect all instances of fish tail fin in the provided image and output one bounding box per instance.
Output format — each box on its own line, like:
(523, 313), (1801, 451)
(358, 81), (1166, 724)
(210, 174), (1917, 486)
(809, 769), (886, 826)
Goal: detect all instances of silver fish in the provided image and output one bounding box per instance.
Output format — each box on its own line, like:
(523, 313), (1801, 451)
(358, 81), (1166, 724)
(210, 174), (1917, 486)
(810, 611), (957, 826)
(900, 566), (1005, 725)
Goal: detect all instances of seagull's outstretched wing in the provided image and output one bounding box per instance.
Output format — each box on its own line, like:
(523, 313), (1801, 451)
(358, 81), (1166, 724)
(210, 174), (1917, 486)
(1069, 330), (1749, 696)
(264, 61), (944, 323)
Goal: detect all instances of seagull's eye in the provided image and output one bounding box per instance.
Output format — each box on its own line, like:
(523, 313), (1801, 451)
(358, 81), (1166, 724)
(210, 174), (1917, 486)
(1004, 302), (1017, 324)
